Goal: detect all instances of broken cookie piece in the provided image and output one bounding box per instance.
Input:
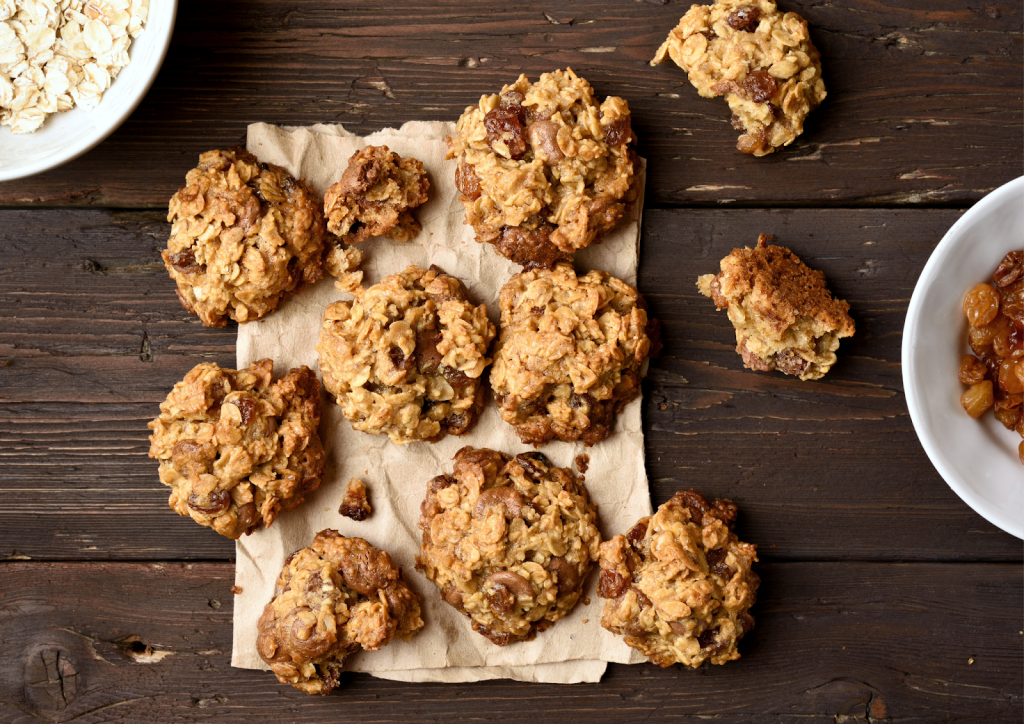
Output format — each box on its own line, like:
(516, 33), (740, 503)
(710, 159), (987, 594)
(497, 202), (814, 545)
(651, 0), (826, 156)
(698, 234), (855, 380)
(323, 145), (430, 245)
(339, 478), (372, 521)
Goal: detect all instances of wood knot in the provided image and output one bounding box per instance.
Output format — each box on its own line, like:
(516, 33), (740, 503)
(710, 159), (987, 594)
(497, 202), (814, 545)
(24, 647), (79, 713)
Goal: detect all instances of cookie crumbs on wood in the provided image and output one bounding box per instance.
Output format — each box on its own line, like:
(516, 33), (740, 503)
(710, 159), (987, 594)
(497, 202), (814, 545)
(339, 478), (372, 521)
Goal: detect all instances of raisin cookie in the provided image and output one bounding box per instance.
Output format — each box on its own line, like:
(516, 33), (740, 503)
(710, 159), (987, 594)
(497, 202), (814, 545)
(164, 148), (326, 326)
(490, 263), (657, 446)
(447, 68), (639, 268)
(323, 145), (430, 245)
(418, 447), (600, 645)
(598, 490), (759, 668)
(147, 360), (325, 539)
(651, 0), (826, 156)
(317, 265), (495, 445)
(257, 530), (423, 695)
(698, 234), (855, 380)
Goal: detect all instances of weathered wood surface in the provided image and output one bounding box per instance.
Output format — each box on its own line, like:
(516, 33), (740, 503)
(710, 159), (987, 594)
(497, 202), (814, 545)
(0, 0), (1020, 208)
(1, 208), (1020, 562)
(0, 562), (1019, 723)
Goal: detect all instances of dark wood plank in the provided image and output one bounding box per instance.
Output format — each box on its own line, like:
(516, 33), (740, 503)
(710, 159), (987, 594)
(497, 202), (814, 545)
(0, 561), (1019, 723)
(0, 0), (1019, 208)
(1, 207), (1020, 562)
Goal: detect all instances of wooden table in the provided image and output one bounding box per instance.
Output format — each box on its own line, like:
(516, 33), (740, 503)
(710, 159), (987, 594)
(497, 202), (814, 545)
(1, 1), (1021, 721)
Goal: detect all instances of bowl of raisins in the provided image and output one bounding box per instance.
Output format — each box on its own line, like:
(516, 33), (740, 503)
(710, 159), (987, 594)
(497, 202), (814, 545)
(903, 176), (1023, 540)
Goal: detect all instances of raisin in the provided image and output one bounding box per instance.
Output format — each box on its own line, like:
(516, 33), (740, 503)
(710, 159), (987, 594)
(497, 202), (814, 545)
(598, 569), (631, 599)
(169, 248), (203, 275)
(737, 127), (769, 155)
(486, 583), (515, 614)
(958, 355), (988, 385)
(569, 392), (595, 410)
(627, 520), (647, 551)
(961, 381), (994, 418)
(742, 71), (777, 103)
(727, 6), (760, 32)
(993, 251), (1023, 288)
(602, 116), (632, 147)
(416, 330), (443, 373)
(442, 365), (474, 388)
(499, 91), (525, 118)
(388, 346), (413, 373)
(697, 628), (720, 649)
(484, 108), (526, 159)
(187, 489), (230, 515)
(455, 161), (482, 200)
(706, 548), (734, 579)
(516, 452), (549, 480)
(963, 283), (1001, 328)
(494, 223), (563, 269)
(632, 587), (652, 609)
(230, 397), (257, 426)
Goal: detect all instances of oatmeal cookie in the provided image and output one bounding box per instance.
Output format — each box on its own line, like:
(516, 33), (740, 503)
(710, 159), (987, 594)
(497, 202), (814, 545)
(651, 0), (826, 156)
(323, 145), (430, 248)
(417, 447), (600, 645)
(697, 234), (855, 380)
(447, 68), (639, 268)
(164, 148), (327, 327)
(490, 263), (657, 446)
(598, 490), (759, 668)
(317, 265), (495, 445)
(147, 360), (325, 539)
(257, 530), (423, 695)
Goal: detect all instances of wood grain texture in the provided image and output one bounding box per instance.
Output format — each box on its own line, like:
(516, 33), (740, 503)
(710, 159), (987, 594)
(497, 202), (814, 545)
(1, 208), (1020, 562)
(0, 0), (1019, 208)
(0, 561), (1019, 723)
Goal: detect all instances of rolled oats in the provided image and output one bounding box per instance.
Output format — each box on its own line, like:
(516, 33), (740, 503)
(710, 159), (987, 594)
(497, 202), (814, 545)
(257, 530), (423, 694)
(697, 233), (855, 380)
(0, 0), (148, 134)
(598, 490), (759, 667)
(417, 447), (601, 645)
(651, 0), (825, 156)
(317, 265), (495, 445)
(446, 68), (639, 268)
(491, 262), (657, 446)
(147, 360), (325, 540)
(164, 148), (327, 327)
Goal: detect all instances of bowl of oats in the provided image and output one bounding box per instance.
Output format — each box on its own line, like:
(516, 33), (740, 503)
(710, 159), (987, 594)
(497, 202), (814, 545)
(0, 0), (176, 181)
(903, 175), (1024, 540)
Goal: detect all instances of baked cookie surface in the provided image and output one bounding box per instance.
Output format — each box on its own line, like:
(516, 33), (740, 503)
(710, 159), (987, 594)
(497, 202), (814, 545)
(323, 145), (430, 247)
(598, 490), (759, 668)
(164, 148), (326, 326)
(447, 68), (639, 268)
(317, 265), (495, 445)
(651, 0), (826, 156)
(257, 530), (423, 694)
(417, 447), (601, 645)
(698, 234), (855, 380)
(147, 360), (325, 539)
(491, 263), (656, 446)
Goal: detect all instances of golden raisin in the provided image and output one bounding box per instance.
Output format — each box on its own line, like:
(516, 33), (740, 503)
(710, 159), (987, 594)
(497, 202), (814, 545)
(958, 355), (987, 385)
(999, 359), (1024, 395)
(994, 405), (1022, 430)
(960, 381), (994, 419)
(1018, 440), (1023, 465)
(963, 283), (1001, 328)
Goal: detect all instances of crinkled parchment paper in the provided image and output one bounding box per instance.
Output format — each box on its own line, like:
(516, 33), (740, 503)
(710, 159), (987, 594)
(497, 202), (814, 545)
(231, 121), (650, 683)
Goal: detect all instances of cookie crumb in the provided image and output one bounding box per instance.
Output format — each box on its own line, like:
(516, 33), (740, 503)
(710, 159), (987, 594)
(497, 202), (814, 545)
(339, 478), (372, 521)
(968, 658), (974, 665)
(574, 454), (590, 475)
(231, 585), (243, 595)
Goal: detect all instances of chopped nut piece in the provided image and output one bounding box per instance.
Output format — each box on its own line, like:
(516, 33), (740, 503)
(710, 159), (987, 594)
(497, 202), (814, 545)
(446, 68), (639, 267)
(651, 0), (826, 156)
(599, 490), (759, 668)
(339, 478), (372, 521)
(257, 530), (423, 694)
(147, 360), (325, 539)
(417, 447), (600, 645)
(697, 234), (855, 380)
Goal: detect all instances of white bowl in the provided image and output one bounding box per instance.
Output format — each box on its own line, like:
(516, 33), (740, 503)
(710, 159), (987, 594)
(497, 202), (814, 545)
(0, 1), (177, 182)
(903, 176), (1024, 540)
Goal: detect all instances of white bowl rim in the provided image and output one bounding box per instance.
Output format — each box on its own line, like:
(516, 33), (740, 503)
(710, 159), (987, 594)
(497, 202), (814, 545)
(0, 1), (178, 182)
(902, 175), (1024, 540)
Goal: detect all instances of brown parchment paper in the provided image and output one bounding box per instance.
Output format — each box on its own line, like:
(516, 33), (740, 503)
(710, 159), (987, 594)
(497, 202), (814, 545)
(230, 121), (651, 684)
